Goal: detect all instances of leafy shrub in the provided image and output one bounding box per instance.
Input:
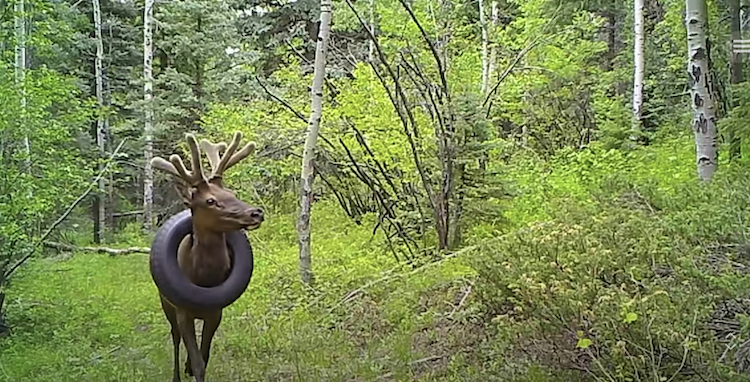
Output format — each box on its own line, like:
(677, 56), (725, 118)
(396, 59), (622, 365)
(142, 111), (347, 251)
(0, 65), (91, 332)
(469, 141), (750, 380)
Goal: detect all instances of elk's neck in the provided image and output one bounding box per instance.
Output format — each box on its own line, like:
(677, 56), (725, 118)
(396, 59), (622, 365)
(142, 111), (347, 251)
(187, 226), (231, 287)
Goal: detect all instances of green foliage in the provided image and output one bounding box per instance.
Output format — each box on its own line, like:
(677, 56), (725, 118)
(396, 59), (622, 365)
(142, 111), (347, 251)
(470, 137), (750, 380)
(152, 0), (242, 130)
(719, 81), (750, 162)
(487, 137), (695, 233)
(0, 61), (92, 334)
(489, 1), (612, 152)
(0, 63), (92, 273)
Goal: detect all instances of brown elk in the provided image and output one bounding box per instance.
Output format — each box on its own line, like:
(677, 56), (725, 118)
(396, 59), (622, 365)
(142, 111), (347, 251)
(149, 131), (264, 382)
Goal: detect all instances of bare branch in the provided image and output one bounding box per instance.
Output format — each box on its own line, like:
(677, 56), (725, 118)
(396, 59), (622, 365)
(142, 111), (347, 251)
(255, 76), (338, 150)
(396, 0), (449, 98)
(255, 76), (307, 123)
(344, 0), (437, 213)
(328, 243), (481, 313)
(483, 40), (540, 108)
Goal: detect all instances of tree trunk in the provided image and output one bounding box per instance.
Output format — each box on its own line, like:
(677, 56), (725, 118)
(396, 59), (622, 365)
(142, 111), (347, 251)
(730, 0), (743, 85)
(192, 16), (204, 128)
(479, 0), (497, 173)
(685, 0), (718, 181)
(604, 10), (617, 72)
(93, 0), (106, 243)
(487, 1), (497, 90)
(15, 0), (29, 169)
(729, 0), (743, 159)
(448, 163), (465, 249)
(143, 0), (155, 230)
(437, 0), (455, 252)
(0, 268), (5, 334)
(368, 0), (375, 62)
(632, 0), (644, 133)
(297, 0), (332, 285)
(479, 0), (489, 95)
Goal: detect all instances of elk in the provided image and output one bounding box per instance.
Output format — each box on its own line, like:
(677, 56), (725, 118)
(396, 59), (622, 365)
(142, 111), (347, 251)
(149, 131), (264, 382)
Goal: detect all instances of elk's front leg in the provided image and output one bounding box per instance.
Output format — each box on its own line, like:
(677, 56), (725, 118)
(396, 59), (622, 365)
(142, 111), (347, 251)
(177, 312), (205, 382)
(200, 310), (222, 370)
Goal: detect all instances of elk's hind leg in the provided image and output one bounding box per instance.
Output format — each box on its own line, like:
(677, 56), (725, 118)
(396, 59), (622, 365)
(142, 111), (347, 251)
(160, 296), (182, 382)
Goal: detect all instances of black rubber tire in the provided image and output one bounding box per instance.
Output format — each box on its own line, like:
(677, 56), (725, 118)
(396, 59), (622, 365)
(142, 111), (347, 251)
(149, 209), (254, 311)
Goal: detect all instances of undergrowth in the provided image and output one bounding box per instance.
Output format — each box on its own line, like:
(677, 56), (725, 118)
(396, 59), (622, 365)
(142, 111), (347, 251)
(471, 137), (750, 380)
(3, 136), (750, 381)
(0, 201), (483, 382)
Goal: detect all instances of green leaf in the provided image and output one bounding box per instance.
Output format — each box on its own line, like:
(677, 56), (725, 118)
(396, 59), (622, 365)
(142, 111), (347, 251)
(576, 338), (592, 349)
(624, 312), (638, 324)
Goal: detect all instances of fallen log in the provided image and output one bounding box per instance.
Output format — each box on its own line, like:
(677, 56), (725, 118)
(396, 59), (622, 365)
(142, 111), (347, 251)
(43, 241), (149, 256)
(111, 210), (144, 218)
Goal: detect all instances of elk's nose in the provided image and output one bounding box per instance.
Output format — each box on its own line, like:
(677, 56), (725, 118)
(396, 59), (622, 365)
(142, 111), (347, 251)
(249, 208), (264, 221)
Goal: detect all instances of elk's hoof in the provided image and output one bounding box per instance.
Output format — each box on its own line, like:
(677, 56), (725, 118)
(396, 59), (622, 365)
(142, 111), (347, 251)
(149, 209), (255, 311)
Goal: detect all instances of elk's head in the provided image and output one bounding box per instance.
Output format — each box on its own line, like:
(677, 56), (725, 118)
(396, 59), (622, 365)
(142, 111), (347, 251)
(151, 132), (264, 232)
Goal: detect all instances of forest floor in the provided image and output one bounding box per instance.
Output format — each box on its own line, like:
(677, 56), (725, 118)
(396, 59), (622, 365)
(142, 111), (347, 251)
(0, 202), (515, 382)
(4, 135), (750, 381)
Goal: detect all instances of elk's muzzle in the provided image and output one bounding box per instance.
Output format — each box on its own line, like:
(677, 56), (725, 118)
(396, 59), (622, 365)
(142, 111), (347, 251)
(237, 207), (264, 230)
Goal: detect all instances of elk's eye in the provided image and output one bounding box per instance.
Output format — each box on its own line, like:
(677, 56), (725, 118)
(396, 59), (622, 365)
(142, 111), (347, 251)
(206, 198), (216, 206)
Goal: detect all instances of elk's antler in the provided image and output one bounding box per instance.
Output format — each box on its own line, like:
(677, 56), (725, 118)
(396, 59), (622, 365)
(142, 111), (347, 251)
(150, 133), (207, 186)
(199, 131), (256, 180)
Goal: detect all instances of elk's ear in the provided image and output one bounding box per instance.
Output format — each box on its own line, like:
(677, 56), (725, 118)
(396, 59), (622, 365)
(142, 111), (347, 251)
(172, 182), (193, 207)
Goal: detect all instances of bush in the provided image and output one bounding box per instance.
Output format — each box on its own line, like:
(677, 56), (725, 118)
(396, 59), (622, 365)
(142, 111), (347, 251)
(469, 141), (750, 381)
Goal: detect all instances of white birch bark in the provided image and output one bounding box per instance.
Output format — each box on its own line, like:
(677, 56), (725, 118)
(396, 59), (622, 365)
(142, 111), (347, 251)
(143, 0), (155, 230)
(685, 0), (718, 181)
(297, 0), (333, 285)
(479, 0), (489, 95)
(487, 1), (497, 91)
(15, 0), (29, 168)
(632, 0), (644, 133)
(93, 0), (106, 240)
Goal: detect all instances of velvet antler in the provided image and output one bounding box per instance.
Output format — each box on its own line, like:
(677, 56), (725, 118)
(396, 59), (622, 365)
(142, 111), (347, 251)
(150, 133), (207, 186)
(198, 131), (256, 180)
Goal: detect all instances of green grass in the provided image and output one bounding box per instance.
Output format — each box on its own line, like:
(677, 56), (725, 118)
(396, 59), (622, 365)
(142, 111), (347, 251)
(0, 201), (487, 382)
